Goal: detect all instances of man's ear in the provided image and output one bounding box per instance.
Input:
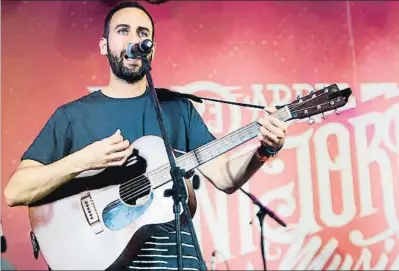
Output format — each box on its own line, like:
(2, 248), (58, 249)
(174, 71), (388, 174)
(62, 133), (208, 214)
(99, 37), (108, 56)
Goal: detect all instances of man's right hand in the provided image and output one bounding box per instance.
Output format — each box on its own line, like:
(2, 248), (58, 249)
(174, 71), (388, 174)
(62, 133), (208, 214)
(73, 129), (134, 172)
(5, 129), (135, 207)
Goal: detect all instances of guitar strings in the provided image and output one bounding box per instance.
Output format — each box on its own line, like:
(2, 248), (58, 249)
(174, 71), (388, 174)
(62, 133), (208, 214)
(117, 123), (259, 198)
(116, 122), (264, 202)
(105, 122), (262, 210)
(110, 122), (260, 201)
(101, 95), (336, 207)
(103, 123), (258, 208)
(104, 98), (323, 207)
(106, 98), (325, 205)
(117, 98), (335, 202)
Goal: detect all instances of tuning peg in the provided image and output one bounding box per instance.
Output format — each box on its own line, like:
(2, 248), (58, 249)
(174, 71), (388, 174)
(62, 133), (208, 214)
(308, 117), (315, 124)
(335, 109), (340, 115)
(310, 90), (316, 98)
(322, 113), (327, 119)
(297, 94), (302, 100)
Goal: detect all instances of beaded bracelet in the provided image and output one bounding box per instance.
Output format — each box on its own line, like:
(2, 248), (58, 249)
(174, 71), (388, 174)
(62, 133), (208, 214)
(255, 145), (282, 162)
(254, 148), (272, 162)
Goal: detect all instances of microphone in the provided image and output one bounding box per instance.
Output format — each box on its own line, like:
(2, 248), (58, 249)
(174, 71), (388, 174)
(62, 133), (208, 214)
(126, 39), (153, 59)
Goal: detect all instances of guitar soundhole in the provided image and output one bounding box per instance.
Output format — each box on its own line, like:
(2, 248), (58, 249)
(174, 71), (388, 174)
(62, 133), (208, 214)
(119, 176), (152, 206)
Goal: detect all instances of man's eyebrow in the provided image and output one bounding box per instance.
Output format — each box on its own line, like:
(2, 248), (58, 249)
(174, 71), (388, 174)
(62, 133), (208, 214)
(114, 24), (130, 30)
(137, 26), (151, 33)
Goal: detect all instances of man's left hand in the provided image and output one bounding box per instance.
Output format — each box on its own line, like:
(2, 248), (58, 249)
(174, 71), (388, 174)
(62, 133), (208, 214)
(256, 106), (287, 151)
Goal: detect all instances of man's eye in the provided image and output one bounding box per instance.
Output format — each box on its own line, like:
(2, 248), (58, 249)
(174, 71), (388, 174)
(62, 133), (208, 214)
(118, 29), (128, 35)
(139, 31), (149, 37)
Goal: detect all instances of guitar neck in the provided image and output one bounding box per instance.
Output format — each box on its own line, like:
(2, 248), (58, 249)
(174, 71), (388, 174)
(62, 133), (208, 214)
(177, 121), (259, 169)
(148, 105), (292, 188)
(178, 105), (292, 170)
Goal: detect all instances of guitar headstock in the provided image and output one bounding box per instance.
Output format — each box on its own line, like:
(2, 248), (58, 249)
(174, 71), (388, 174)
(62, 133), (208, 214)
(287, 84), (352, 122)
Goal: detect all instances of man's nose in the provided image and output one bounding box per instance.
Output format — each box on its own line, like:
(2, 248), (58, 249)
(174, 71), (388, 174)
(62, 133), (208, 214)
(127, 35), (143, 45)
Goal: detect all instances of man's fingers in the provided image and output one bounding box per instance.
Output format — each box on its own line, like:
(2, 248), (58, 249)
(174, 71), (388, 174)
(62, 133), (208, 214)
(257, 133), (275, 147)
(108, 139), (130, 153)
(107, 144), (134, 160)
(106, 156), (128, 167)
(259, 126), (280, 144)
(106, 129), (124, 144)
(258, 118), (284, 140)
(269, 118), (288, 133)
(263, 106), (276, 114)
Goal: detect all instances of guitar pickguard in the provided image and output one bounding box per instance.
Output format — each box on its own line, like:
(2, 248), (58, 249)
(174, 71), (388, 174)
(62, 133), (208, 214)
(102, 192), (154, 231)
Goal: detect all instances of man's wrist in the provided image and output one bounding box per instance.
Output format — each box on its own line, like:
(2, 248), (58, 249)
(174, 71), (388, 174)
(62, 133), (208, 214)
(254, 145), (282, 162)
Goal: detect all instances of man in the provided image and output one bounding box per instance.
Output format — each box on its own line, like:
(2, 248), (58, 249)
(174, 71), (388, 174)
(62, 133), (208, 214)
(4, 1), (287, 270)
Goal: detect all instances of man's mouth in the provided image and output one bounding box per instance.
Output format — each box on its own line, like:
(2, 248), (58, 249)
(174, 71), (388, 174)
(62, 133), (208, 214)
(123, 55), (140, 64)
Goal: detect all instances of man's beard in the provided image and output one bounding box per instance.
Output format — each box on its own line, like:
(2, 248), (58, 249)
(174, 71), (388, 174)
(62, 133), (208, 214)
(107, 44), (152, 84)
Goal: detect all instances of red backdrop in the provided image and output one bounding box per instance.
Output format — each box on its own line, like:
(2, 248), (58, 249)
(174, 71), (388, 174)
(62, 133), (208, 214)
(2, 1), (399, 270)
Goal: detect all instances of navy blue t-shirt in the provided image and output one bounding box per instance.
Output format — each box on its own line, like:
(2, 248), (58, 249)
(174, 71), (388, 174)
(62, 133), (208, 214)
(22, 88), (215, 270)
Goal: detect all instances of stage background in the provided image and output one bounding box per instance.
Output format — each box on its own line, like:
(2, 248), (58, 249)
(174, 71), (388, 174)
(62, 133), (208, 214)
(2, 1), (399, 270)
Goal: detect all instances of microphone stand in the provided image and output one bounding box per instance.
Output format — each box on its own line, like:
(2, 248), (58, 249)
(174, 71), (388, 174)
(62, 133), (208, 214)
(240, 188), (286, 271)
(144, 71), (288, 270)
(141, 56), (207, 271)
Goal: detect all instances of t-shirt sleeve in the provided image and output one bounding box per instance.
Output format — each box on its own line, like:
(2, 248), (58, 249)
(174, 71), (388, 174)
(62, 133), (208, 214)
(21, 106), (72, 165)
(186, 100), (216, 151)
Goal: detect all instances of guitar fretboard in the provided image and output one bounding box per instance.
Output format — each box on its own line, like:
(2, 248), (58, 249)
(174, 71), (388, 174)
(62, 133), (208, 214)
(148, 105), (292, 187)
(179, 121), (259, 168)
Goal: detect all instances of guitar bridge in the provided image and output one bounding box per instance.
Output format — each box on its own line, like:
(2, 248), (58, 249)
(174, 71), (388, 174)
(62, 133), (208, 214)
(81, 192), (104, 234)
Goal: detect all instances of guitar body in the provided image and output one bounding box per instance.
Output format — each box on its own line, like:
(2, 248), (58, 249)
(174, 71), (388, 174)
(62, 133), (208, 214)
(28, 135), (197, 270)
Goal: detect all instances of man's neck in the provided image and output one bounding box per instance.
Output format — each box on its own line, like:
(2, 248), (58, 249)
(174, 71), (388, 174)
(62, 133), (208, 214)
(102, 74), (148, 98)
